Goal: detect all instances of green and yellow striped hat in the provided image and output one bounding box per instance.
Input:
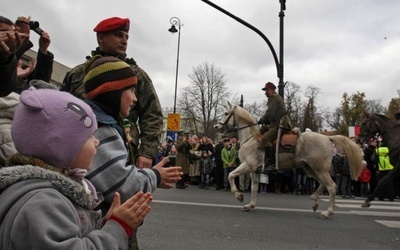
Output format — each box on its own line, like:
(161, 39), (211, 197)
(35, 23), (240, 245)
(84, 56), (137, 100)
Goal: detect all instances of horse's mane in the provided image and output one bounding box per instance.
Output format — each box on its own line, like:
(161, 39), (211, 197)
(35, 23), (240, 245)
(373, 113), (390, 121)
(235, 106), (260, 135)
(235, 106), (256, 124)
(372, 113), (399, 127)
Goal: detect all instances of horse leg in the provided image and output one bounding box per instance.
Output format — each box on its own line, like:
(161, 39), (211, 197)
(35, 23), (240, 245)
(307, 166), (337, 219)
(228, 167), (244, 203)
(310, 184), (324, 212)
(242, 172), (259, 212)
(318, 181), (337, 219)
(315, 175), (337, 219)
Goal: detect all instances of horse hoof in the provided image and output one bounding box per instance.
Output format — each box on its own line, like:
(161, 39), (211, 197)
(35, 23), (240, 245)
(318, 213), (329, 219)
(237, 194), (244, 203)
(242, 206), (251, 212)
(312, 204), (318, 212)
(361, 200), (371, 208)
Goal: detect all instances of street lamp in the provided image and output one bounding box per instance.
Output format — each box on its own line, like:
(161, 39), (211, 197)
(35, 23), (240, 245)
(200, 0), (286, 99)
(168, 17), (181, 114)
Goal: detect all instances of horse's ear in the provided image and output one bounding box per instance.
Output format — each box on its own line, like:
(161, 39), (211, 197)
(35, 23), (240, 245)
(363, 110), (370, 118)
(227, 101), (232, 109)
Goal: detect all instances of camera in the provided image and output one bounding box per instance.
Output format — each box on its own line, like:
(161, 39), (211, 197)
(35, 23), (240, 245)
(29, 21), (43, 35)
(168, 155), (176, 166)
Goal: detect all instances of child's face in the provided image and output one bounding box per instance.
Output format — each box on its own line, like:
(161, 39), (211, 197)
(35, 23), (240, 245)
(120, 87), (137, 117)
(70, 135), (100, 170)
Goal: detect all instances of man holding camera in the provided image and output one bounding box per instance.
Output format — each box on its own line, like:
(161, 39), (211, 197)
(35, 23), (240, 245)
(0, 15), (53, 94)
(0, 16), (28, 96)
(61, 17), (163, 169)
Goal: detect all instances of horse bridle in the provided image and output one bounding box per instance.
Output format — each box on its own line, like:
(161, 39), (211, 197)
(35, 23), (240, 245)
(359, 115), (382, 143)
(218, 105), (257, 133)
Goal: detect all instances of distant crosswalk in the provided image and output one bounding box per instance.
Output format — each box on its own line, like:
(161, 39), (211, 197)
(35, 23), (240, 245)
(322, 197), (400, 228)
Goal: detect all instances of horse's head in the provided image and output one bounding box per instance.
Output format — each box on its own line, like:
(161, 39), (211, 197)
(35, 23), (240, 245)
(214, 101), (237, 132)
(358, 111), (382, 144)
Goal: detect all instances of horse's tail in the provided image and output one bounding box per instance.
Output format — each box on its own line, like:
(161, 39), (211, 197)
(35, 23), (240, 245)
(329, 135), (363, 181)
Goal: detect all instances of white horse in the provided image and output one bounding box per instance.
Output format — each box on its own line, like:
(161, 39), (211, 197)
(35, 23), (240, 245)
(216, 102), (363, 218)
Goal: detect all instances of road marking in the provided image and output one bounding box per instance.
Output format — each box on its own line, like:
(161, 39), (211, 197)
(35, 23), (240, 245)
(336, 204), (400, 210)
(321, 198), (400, 227)
(352, 211), (400, 217)
(375, 220), (400, 228)
(154, 200), (353, 215)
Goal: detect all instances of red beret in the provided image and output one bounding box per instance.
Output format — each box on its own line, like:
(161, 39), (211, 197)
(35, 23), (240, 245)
(93, 17), (130, 32)
(261, 82), (276, 91)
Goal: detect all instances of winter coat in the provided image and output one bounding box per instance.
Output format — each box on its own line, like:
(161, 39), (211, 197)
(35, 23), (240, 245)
(0, 164), (128, 250)
(359, 168), (371, 183)
(0, 92), (19, 166)
(0, 55), (18, 97)
(199, 156), (213, 174)
(221, 146), (237, 168)
(341, 156), (351, 176)
(332, 154), (344, 175)
(85, 100), (160, 212)
(175, 137), (192, 174)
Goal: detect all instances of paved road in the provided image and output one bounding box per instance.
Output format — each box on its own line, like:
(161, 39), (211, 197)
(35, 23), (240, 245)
(137, 186), (400, 250)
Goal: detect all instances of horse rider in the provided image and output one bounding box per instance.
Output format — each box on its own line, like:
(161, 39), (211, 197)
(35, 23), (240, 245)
(256, 82), (292, 171)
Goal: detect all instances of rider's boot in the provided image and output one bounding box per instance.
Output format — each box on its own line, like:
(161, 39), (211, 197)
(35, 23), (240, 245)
(264, 147), (276, 172)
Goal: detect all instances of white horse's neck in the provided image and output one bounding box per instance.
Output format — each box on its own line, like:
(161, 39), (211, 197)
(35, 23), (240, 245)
(234, 108), (258, 144)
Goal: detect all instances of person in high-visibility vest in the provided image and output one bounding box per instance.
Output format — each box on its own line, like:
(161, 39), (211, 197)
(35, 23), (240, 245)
(376, 143), (395, 201)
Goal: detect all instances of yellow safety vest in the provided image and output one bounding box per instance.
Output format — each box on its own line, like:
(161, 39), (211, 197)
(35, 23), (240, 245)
(376, 147), (394, 171)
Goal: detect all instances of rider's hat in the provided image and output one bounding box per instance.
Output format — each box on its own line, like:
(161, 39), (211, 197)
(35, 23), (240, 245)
(262, 82), (276, 91)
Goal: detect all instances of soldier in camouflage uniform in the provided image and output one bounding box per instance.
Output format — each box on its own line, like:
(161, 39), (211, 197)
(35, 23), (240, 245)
(257, 82), (291, 171)
(61, 17), (162, 169)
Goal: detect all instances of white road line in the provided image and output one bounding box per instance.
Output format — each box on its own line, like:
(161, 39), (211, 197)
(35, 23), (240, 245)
(336, 204), (400, 210)
(375, 220), (400, 228)
(154, 200), (357, 215)
(321, 198), (400, 205)
(352, 211), (400, 217)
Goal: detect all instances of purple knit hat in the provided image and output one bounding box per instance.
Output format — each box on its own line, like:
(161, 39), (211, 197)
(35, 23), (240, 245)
(11, 87), (98, 169)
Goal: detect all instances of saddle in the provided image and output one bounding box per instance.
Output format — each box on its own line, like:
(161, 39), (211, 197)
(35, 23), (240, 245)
(273, 128), (299, 152)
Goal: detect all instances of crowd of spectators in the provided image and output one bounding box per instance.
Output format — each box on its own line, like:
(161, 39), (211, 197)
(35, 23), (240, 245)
(159, 133), (400, 201)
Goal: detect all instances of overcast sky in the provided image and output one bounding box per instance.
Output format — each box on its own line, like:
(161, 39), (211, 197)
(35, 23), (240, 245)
(3, 0), (400, 114)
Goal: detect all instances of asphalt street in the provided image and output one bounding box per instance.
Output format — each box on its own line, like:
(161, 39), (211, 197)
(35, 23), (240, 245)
(137, 185), (400, 250)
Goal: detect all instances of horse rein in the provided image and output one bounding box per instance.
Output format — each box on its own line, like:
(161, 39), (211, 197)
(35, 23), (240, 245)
(219, 106), (258, 132)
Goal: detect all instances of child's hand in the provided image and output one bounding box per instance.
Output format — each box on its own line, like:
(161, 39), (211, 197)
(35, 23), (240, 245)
(153, 157), (183, 188)
(106, 192), (152, 229)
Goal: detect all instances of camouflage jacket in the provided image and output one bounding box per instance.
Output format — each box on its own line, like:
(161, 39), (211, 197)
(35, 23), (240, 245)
(61, 48), (162, 160)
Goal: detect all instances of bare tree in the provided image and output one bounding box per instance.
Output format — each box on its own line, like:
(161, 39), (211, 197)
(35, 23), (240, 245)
(367, 99), (386, 114)
(244, 101), (264, 121)
(301, 85), (323, 132)
(178, 62), (230, 138)
(284, 81), (302, 127)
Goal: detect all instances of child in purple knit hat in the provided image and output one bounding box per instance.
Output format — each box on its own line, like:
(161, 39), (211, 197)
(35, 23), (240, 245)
(0, 87), (152, 249)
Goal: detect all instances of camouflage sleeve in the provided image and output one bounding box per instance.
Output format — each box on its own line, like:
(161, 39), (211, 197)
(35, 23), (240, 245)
(129, 66), (163, 160)
(60, 63), (87, 100)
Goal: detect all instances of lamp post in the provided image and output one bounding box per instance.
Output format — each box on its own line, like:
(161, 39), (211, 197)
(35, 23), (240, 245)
(168, 17), (181, 114)
(200, 0), (286, 99)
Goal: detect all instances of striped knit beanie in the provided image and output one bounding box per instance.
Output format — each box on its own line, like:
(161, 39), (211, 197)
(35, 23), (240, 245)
(84, 56), (137, 115)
